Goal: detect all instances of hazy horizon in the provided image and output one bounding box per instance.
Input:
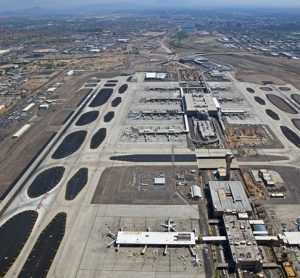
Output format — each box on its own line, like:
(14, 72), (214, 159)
(2, 0), (300, 11)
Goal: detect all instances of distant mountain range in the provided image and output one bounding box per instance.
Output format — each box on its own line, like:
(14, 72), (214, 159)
(1, 3), (299, 17)
(0, 2), (159, 16)
(0, 7), (61, 16)
(0, 0), (195, 16)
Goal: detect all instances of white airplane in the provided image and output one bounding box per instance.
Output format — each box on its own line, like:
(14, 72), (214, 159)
(161, 218), (177, 232)
(191, 254), (202, 266)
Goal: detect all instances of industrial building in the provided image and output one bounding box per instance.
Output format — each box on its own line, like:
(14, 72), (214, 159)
(282, 232), (300, 246)
(39, 103), (50, 110)
(47, 87), (57, 92)
(251, 169), (284, 188)
(144, 72), (167, 81)
(154, 177), (165, 185)
(22, 103), (36, 112)
(216, 167), (227, 180)
(189, 185), (202, 199)
(12, 124), (31, 139)
(209, 70), (227, 78)
(208, 181), (252, 216)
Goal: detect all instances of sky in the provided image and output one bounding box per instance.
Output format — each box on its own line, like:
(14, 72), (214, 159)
(2, 0), (300, 11)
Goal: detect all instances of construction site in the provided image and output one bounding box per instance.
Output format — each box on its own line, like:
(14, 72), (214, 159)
(225, 124), (282, 149)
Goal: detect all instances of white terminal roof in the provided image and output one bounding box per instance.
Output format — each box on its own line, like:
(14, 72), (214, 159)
(116, 231), (196, 246)
(209, 181), (252, 214)
(146, 72), (156, 79)
(202, 236), (227, 242)
(156, 73), (167, 79)
(190, 185), (202, 198)
(212, 97), (221, 109)
(255, 236), (278, 242)
(249, 220), (265, 225)
(221, 109), (246, 114)
(145, 72), (167, 79)
(154, 177), (165, 184)
(284, 232), (300, 245)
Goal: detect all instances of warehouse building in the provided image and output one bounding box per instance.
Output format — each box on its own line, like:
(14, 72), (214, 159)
(22, 103), (36, 112)
(12, 124), (31, 139)
(208, 181), (252, 217)
(144, 72), (167, 81)
(189, 185), (202, 199)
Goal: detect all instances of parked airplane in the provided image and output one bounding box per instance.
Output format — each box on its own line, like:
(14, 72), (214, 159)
(161, 218), (177, 232)
(191, 254), (202, 266)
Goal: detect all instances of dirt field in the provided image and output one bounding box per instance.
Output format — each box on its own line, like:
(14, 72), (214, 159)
(211, 54), (300, 89)
(92, 166), (200, 205)
(242, 170), (267, 199)
(0, 128), (55, 198)
(65, 89), (92, 108)
(279, 87), (291, 92)
(246, 87), (255, 94)
(50, 110), (74, 126)
(266, 94), (298, 114)
(260, 87), (273, 92)
(237, 154), (288, 162)
(20, 78), (50, 91)
(266, 109), (280, 121)
(291, 119), (300, 131)
(291, 94), (300, 106)
(75, 55), (126, 72)
(225, 124), (283, 149)
(0, 74), (94, 198)
(281, 126), (300, 148)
